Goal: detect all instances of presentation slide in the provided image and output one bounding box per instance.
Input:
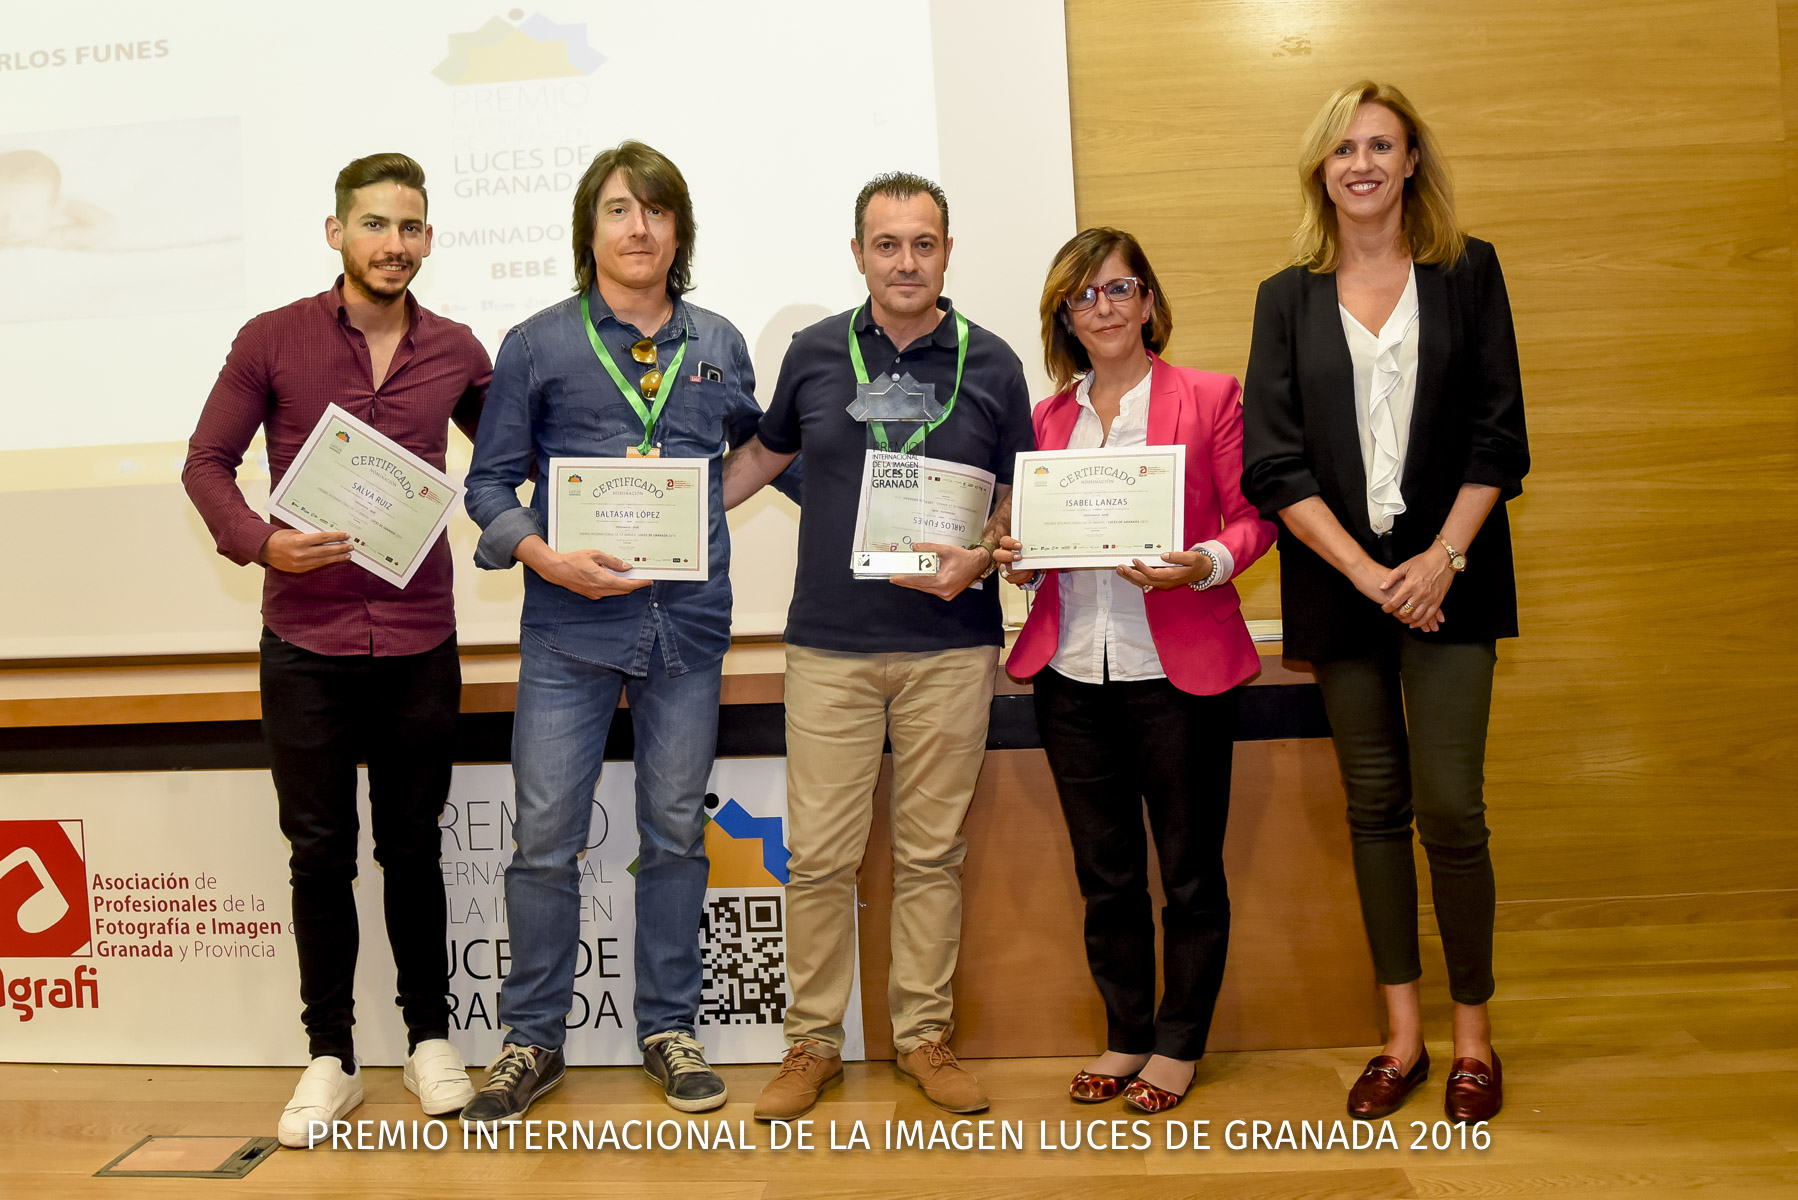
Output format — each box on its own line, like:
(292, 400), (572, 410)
(0, 0), (1074, 658)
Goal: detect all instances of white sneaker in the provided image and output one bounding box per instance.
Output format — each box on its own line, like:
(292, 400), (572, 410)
(277, 1057), (364, 1148)
(404, 1038), (476, 1116)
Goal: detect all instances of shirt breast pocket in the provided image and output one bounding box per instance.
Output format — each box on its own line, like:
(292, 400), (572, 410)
(657, 378), (735, 456)
(552, 377), (638, 455)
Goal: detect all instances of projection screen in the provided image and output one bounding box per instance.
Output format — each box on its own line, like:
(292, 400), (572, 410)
(0, 0), (1075, 658)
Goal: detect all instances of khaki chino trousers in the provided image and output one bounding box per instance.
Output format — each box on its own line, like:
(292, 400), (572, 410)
(781, 643), (1000, 1055)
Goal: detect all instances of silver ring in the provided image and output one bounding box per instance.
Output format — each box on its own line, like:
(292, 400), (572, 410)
(1401, 601), (1415, 612)
(1142, 585), (1152, 594)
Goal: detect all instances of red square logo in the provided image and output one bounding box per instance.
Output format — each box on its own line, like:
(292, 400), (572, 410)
(0, 821), (92, 957)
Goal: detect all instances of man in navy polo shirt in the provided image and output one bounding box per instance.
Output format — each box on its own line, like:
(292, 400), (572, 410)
(724, 171), (1033, 1119)
(460, 141), (764, 1120)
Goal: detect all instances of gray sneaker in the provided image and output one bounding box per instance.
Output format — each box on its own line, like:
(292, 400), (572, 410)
(643, 1030), (727, 1112)
(460, 1044), (565, 1124)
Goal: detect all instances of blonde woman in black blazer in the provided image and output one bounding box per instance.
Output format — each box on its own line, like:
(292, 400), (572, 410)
(1242, 81), (1528, 1126)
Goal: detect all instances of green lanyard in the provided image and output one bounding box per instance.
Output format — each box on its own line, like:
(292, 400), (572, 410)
(582, 291), (689, 454)
(847, 301), (969, 455)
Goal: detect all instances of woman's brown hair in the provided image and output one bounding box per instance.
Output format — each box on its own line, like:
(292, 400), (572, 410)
(1292, 80), (1465, 273)
(1038, 227), (1173, 393)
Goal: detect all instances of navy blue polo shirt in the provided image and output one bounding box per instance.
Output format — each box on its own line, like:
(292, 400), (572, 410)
(757, 298), (1034, 652)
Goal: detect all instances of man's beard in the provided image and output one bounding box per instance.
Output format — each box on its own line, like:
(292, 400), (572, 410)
(345, 256), (415, 302)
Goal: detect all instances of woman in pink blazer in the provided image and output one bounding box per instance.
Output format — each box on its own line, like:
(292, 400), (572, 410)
(996, 228), (1275, 1114)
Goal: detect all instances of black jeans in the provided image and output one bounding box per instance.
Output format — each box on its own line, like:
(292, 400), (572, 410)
(1033, 667), (1236, 1060)
(1312, 635), (1498, 1006)
(259, 627), (460, 1061)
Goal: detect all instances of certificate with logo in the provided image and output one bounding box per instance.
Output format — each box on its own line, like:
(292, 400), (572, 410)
(267, 404), (461, 589)
(850, 450), (995, 577)
(547, 457), (709, 581)
(1010, 445), (1185, 570)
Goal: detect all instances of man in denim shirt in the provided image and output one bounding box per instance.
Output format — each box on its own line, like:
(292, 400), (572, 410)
(459, 141), (760, 1120)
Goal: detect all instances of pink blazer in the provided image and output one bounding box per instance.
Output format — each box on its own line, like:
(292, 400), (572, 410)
(1007, 355), (1278, 696)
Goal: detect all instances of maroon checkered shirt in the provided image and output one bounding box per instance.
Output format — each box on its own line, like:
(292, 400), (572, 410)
(183, 279), (491, 656)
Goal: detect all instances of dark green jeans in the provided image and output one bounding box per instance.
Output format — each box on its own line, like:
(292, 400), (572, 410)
(1313, 636), (1498, 1006)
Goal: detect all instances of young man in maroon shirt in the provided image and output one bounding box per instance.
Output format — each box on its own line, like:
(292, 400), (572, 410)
(182, 153), (490, 1147)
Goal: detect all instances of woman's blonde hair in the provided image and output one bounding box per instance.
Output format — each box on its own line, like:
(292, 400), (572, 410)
(1038, 227), (1173, 393)
(1292, 80), (1464, 273)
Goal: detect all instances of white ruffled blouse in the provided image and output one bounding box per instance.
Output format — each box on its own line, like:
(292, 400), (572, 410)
(1339, 264), (1420, 536)
(1045, 367), (1234, 684)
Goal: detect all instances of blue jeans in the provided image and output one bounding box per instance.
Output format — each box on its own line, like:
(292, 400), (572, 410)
(498, 630), (720, 1049)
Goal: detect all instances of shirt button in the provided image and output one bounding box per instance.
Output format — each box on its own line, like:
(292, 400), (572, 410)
(652, 601), (659, 608)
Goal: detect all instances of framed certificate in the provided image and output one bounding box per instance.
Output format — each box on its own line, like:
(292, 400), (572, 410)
(1010, 445), (1185, 570)
(850, 450), (995, 578)
(547, 457), (709, 581)
(267, 404), (462, 589)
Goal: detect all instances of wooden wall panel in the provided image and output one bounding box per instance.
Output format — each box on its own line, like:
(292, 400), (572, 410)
(1064, 0), (1798, 906)
(1785, 0), (1798, 364)
(1068, 1), (1783, 169)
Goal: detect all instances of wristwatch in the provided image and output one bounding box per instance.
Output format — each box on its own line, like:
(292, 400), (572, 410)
(967, 538), (999, 581)
(1438, 536), (1467, 572)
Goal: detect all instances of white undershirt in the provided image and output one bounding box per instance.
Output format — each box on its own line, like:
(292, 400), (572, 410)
(1045, 365), (1235, 684)
(1339, 264), (1420, 536)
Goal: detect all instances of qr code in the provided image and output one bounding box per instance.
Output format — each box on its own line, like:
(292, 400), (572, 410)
(699, 894), (789, 1026)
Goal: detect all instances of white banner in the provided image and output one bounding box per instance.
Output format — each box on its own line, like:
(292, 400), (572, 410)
(0, 759), (862, 1066)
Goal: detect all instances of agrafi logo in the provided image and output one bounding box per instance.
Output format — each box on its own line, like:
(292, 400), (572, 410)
(433, 9), (605, 85)
(0, 820), (92, 957)
(0, 820), (100, 1022)
(3, 964), (97, 1021)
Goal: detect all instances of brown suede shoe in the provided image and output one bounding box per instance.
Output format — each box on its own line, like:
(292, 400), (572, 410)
(753, 1041), (843, 1121)
(1347, 1048), (1429, 1120)
(896, 1037), (989, 1113)
(1444, 1051), (1502, 1124)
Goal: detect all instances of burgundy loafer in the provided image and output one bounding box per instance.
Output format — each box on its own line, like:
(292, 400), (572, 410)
(1444, 1051), (1502, 1123)
(1347, 1048), (1429, 1120)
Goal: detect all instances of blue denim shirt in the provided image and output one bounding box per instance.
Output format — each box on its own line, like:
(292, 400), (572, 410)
(465, 287), (762, 676)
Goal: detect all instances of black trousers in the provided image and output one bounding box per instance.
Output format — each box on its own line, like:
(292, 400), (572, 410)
(1033, 667), (1236, 1060)
(1312, 635), (1498, 1006)
(259, 627), (460, 1062)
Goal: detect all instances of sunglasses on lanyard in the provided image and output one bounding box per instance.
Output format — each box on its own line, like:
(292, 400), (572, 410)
(628, 337), (666, 397)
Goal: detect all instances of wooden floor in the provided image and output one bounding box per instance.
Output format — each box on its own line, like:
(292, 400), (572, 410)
(3, 896), (1793, 1199)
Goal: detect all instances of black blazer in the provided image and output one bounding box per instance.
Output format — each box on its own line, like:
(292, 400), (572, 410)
(1241, 238), (1529, 661)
